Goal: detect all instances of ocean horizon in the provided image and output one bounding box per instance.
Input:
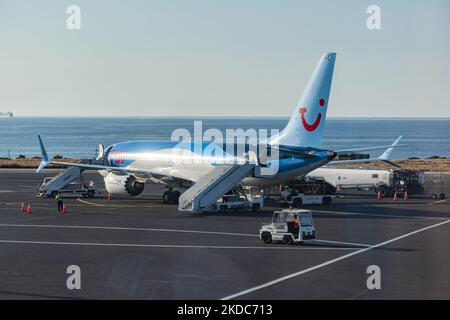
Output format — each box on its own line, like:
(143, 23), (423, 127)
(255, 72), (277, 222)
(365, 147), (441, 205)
(1, 117), (449, 160)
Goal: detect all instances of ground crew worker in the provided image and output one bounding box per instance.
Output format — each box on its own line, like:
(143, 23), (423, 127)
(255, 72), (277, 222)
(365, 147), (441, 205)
(281, 186), (291, 202)
(55, 192), (64, 212)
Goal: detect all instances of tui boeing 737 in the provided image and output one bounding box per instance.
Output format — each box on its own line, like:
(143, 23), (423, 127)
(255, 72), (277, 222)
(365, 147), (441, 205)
(36, 53), (404, 204)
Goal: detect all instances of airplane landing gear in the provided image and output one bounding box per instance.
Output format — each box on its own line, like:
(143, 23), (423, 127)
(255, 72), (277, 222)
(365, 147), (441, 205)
(163, 191), (172, 204)
(162, 188), (182, 205)
(171, 191), (181, 205)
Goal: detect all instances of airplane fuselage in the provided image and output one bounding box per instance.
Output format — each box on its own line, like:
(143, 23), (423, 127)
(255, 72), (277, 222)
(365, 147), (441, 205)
(103, 141), (334, 186)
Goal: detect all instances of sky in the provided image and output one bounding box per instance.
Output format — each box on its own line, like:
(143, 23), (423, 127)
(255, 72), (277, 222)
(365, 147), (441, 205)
(0, 0), (449, 117)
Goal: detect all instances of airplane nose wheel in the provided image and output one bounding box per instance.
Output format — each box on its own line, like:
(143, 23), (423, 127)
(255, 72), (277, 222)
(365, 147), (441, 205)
(171, 191), (181, 205)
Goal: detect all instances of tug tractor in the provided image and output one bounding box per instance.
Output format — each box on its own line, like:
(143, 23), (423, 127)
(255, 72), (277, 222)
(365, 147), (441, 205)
(260, 209), (316, 244)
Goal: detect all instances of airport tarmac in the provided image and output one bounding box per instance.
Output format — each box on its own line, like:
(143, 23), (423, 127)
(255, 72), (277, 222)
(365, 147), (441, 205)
(0, 169), (449, 300)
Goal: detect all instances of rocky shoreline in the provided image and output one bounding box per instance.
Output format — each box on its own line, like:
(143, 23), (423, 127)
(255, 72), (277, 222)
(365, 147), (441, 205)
(333, 158), (450, 172)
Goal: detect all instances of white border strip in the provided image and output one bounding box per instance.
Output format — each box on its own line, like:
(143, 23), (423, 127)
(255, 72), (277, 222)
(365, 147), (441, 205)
(221, 219), (450, 300)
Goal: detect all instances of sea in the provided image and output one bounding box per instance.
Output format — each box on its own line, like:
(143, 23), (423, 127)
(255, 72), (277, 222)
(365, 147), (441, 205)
(0, 117), (449, 160)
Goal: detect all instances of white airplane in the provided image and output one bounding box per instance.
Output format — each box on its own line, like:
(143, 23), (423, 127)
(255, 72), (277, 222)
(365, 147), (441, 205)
(37, 53), (404, 203)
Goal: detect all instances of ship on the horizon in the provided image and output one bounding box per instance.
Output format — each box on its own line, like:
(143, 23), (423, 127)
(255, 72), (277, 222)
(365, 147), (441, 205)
(0, 111), (14, 118)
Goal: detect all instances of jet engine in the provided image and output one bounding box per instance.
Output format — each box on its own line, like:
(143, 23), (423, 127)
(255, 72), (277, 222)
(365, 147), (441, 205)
(104, 173), (145, 196)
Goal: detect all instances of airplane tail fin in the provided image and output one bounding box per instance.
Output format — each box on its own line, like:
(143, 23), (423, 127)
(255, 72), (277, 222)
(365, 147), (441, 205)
(271, 53), (336, 148)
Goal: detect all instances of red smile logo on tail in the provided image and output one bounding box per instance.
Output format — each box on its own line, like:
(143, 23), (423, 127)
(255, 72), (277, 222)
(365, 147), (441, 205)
(299, 98), (325, 132)
(299, 108), (321, 132)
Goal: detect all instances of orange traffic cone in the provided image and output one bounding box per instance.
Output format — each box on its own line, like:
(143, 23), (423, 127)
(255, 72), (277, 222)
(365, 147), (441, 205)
(27, 204), (32, 214)
(404, 191), (409, 200)
(393, 192), (398, 201)
(63, 205), (67, 214)
(376, 191), (381, 200)
(21, 202), (25, 213)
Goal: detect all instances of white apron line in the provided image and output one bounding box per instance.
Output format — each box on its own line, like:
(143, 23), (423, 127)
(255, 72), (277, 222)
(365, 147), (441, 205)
(221, 219), (450, 300)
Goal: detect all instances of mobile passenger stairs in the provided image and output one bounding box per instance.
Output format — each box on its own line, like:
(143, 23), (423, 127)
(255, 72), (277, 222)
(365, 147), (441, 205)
(38, 159), (98, 198)
(178, 162), (264, 213)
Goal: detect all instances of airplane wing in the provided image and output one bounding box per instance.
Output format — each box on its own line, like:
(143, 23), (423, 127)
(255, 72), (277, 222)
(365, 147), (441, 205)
(143, 164), (211, 182)
(36, 136), (205, 182)
(335, 136), (405, 154)
(328, 136), (403, 167)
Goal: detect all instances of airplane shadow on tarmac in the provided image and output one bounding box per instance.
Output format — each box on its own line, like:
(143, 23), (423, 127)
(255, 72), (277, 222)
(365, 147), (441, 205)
(187, 206), (440, 220)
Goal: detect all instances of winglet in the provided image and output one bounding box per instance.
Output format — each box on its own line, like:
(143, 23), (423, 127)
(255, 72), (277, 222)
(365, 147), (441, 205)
(378, 136), (402, 160)
(37, 135), (50, 173)
(328, 136), (405, 166)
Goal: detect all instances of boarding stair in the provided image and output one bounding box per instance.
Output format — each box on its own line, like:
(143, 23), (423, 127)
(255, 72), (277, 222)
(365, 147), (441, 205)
(38, 159), (94, 197)
(178, 162), (255, 213)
